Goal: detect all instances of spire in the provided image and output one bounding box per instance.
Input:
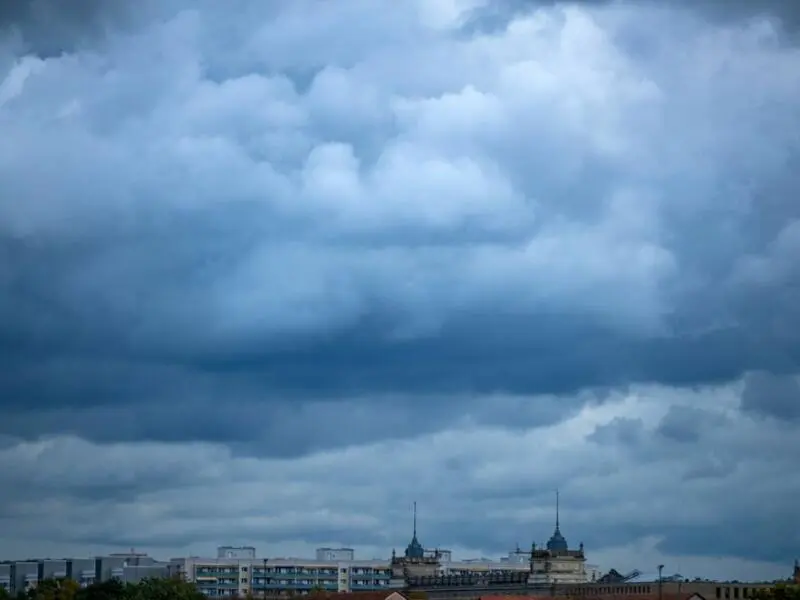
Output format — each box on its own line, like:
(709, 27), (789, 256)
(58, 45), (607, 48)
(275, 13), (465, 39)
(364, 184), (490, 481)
(546, 489), (568, 552)
(556, 489), (560, 530)
(404, 501), (424, 559)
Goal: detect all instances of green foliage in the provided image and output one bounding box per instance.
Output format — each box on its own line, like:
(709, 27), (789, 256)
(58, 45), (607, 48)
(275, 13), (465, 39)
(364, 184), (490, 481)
(0, 586), (9, 600)
(752, 585), (800, 600)
(18, 578), (204, 600)
(26, 578), (79, 600)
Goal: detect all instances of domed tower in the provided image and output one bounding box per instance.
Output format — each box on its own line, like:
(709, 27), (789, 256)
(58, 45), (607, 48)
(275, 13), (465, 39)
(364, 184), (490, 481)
(529, 491), (587, 586)
(404, 502), (425, 559)
(546, 490), (569, 553)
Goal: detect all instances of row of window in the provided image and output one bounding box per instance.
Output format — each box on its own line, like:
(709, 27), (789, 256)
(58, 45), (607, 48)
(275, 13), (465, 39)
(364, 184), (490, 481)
(196, 579), (390, 588)
(716, 587), (768, 599)
(577, 586), (654, 595)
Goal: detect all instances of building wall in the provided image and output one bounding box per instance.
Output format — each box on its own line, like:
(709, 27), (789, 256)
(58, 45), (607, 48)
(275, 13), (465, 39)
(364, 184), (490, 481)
(183, 557), (396, 597)
(12, 562), (38, 592)
(530, 557), (586, 585)
(0, 564), (11, 592)
(553, 580), (777, 599)
(40, 560), (68, 580)
(70, 558), (97, 587)
(439, 561), (530, 576)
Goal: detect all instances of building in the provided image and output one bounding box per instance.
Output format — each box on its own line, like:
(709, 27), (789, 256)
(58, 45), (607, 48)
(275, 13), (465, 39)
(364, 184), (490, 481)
(218, 547), (257, 560)
(0, 554), (167, 595)
(0, 564), (10, 593)
(528, 492), (587, 586)
(171, 550), (398, 597)
(317, 549), (356, 562)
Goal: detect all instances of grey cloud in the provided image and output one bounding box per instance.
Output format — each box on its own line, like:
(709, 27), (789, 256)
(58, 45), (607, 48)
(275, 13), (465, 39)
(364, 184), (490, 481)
(1, 0), (797, 443)
(1, 0), (800, 575)
(740, 371), (800, 422)
(588, 417), (645, 446)
(656, 406), (728, 443)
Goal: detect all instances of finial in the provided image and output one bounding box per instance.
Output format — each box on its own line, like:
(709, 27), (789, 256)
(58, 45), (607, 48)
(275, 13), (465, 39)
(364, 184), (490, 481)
(413, 501), (417, 537)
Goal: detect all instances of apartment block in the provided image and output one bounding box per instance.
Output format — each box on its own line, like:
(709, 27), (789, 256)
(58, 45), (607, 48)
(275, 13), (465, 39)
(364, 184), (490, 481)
(173, 554), (398, 597)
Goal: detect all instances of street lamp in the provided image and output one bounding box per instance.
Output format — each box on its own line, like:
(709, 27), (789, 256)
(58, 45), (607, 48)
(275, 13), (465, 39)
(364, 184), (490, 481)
(658, 565), (664, 600)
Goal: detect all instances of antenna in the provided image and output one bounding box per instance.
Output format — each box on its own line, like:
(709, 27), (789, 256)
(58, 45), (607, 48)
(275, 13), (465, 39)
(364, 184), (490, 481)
(413, 501), (417, 536)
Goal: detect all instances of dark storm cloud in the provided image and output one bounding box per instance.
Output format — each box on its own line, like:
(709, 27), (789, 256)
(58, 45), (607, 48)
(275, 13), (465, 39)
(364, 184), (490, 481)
(463, 0), (800, 36)
(0, 0), (798, 450)
(0, 0), (144, 57)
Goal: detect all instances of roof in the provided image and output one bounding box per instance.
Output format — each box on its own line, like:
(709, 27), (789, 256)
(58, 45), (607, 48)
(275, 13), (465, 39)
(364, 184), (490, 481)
(481, 596), (552, 600)
(481, 594), (705, 600)
(565, 594), (706, 600)
(309, 592), (407, 600)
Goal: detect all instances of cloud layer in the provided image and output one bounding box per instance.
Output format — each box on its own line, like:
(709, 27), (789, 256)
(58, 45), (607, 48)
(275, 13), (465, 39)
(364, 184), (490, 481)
(1, 0), (798, 580)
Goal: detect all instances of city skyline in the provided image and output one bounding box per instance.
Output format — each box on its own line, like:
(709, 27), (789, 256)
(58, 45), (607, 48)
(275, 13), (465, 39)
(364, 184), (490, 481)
(1, 0), (799, 586)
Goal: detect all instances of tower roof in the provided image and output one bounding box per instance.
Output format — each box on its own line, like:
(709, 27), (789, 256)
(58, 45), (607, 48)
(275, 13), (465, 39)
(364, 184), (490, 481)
(546, 490), (569, 552)
(404, 501), (425, 559)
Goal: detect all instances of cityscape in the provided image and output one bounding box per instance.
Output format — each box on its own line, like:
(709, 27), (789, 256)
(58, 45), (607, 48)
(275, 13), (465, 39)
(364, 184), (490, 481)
(2, 1), (799, 600)
(2, 507), (799, 599)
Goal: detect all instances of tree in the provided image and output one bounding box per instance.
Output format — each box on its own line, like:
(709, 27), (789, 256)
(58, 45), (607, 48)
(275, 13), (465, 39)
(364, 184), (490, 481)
(75, 579), (128, 600)
(125, 578), (205, 600)
(0, 587), (9, 600)
(752, 585), (800, 600)
(27, 578), (80, 600)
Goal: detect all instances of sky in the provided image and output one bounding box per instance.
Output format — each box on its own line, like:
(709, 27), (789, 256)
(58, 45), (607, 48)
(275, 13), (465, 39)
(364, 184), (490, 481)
(1, 0), (799, 583)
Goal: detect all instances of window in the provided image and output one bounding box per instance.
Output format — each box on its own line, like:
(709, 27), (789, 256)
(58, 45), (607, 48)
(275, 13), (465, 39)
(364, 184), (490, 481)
(716, 588), (721, 599)
(734, 589), (739, 599)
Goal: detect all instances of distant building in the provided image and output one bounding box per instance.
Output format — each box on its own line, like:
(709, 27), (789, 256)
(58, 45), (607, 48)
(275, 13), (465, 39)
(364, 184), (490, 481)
(0, 554), (166, 595)
(317, 548), (356, 562)
(217, 546), (257, 560)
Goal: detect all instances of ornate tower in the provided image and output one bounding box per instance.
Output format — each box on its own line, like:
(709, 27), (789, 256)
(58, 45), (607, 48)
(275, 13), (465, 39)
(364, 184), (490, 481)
(529, 490), (587, 586)
(546, 490), (569, 552)
(404, 501), (425, 559)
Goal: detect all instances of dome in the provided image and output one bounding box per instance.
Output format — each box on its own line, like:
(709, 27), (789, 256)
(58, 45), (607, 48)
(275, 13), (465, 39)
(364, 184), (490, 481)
(546, 526), (569, 552)
(405, 534), (425, 559)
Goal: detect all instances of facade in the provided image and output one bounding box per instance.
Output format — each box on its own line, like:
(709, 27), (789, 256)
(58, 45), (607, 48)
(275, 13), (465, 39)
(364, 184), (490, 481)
(0, 564), (9, 593)
(172, 555), (397, 597)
